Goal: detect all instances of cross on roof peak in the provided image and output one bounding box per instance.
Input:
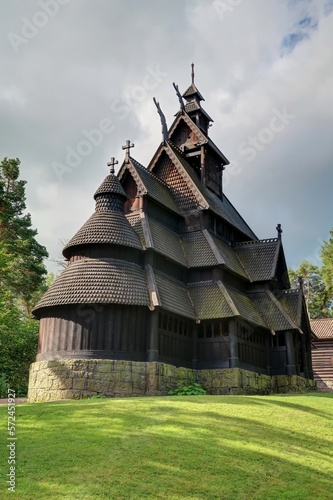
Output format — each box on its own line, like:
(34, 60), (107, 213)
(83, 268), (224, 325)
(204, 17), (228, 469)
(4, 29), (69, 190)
(107, 157), (118, 174)
(122, 140), (134, 162)
(276, 223), (283, 239)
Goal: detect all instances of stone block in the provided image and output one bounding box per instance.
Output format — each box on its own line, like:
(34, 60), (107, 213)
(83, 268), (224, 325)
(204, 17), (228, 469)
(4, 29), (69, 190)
(86, 380), (106, 393)
(73, 379), (86, 391)
(50, 377), (73, 390)
(95, 361), (112, 373)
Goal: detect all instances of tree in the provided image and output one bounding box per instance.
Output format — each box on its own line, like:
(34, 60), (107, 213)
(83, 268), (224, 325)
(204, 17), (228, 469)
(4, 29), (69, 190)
(321, 228), (333, 297)
(0, 157), (48, 313)
(288, 260), (332, 318)
(0, 157), (49, 395)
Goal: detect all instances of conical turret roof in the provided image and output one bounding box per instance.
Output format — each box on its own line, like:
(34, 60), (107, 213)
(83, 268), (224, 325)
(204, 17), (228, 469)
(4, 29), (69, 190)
(63, 171), (141, 259)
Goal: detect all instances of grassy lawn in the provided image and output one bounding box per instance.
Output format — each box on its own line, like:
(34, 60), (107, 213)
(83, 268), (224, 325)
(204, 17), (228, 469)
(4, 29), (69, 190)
(0, 393), (332, 499)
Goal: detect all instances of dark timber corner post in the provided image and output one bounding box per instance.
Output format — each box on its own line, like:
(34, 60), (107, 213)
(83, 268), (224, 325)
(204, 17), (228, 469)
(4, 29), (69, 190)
(285, 330), (296, 375)
(147, 309), (159, 362)
(228, 319), (239, 368)
(300, 333), (309, 378)
(192, 323), (198, 370)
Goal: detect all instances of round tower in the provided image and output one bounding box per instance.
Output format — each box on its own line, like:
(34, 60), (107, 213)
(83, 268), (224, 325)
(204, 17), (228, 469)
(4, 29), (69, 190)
(28, 162), (150, 402)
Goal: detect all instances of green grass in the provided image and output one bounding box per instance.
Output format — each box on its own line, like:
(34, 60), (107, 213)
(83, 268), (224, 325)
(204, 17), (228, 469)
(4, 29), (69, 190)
(0, 393), (332, 499)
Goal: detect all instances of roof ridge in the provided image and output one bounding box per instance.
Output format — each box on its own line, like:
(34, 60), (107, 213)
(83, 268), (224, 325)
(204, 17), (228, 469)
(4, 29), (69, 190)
(202, 229), (225, 266)
(216, 280), (239, 316)
(311, 317), (333, 322)
(266, 290), (301, 332)
(233, 238), (278, 248)
(165, 143), (210, 210)
(129, 156), (170, 188)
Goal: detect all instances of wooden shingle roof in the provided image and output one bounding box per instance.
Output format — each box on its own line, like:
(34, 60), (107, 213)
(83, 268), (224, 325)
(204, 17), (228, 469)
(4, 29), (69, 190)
(154, 271), (196, 319)
(32, 258), (149, 316)
(249, 291), (300, 332)
(63, 172), (142, 258)
(119, 157), (181, 215)
(234, 239), (280, 281)
(63, 212), (142, 258)
(310, 318), (333, 339)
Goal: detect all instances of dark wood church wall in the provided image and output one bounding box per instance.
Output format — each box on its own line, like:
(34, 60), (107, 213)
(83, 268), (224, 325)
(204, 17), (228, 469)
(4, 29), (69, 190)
(37, 305), (148, 361)
(237, 322), (268, 373)
(197, 320), (230, 369)
(157, 311), (194, 368)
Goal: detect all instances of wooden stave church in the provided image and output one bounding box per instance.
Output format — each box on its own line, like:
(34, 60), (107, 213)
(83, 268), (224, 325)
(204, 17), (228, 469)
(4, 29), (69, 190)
(31, 70), (314, 385)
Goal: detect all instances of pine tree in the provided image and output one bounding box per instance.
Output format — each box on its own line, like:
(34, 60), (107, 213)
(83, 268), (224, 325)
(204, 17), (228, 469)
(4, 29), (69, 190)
(288, 260), (333, 318)
(0, 158), (49, 395)
(322, 228), (333, 297)
(0, 157), (48, 313)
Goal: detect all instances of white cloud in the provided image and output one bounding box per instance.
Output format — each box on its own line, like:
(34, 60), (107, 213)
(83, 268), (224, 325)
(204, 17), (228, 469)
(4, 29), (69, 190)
(1, 0), (332, 274)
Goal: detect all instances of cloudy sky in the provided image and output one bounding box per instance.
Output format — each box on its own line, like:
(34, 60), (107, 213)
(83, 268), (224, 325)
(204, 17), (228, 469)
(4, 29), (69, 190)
(1, 0), (332, 275)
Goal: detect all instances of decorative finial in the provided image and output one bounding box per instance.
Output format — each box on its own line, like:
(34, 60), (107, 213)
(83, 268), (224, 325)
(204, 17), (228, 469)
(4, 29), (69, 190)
(276, 223), (282, 239)
(107, 157), (118, 174)
(172, 82), (185, 111)
(153, 97), (168, 143)
(191, 63), (195, 84)
(122, 140), (134, 163)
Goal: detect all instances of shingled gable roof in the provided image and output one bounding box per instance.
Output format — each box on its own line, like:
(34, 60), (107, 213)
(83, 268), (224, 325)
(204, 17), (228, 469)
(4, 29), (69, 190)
(168, 144), (257, 239)
(181, 230), (249, 279)
(32, 258), (149, 316)
(188, 280), (268, 328)
(233, 238), (289, 283)
(248, 290), (301, 333)
(118, 156), (181, 215)
(148, 142), (210, 212)
(182, 82), (205, 101)
(310, 318), (333, 339)
(168, 111), (228, 164)
(279, 289), (302, 325)
(63, 172), (142, 258)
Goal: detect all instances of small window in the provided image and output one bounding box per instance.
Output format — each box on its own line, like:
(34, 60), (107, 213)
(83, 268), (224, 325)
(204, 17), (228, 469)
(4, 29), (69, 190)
(173, 318), (178, 334)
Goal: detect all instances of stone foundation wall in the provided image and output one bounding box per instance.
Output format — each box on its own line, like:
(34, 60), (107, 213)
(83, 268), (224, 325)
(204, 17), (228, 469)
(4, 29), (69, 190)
(315, 379), (333, 391)
(27, 360), (316, 403)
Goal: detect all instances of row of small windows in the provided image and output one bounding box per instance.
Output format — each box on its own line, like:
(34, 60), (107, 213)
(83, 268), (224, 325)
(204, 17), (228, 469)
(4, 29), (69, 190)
(238, 325), (266, 347)
(158, 313), (193, 338)
(198, 322), (226, 339)
(272, 332), (286, 347)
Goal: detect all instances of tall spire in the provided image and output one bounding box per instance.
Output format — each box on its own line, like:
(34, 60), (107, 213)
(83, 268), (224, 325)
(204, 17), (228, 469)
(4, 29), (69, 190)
(182, 64), (213, 134)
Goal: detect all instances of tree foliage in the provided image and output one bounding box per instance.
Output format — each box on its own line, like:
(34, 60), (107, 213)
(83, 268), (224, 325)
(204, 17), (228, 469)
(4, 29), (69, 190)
(321, 228), (333, 296)
(0, 158), (49, 396)
(0, 157), (48, 313)
(289, 258), (333, 319)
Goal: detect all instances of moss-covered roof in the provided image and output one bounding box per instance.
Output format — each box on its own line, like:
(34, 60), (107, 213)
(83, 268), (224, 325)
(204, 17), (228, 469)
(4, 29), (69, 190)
(154, 271), (196, 319)
(249, 291), (299, 332)
(234, 239), (280, 281)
